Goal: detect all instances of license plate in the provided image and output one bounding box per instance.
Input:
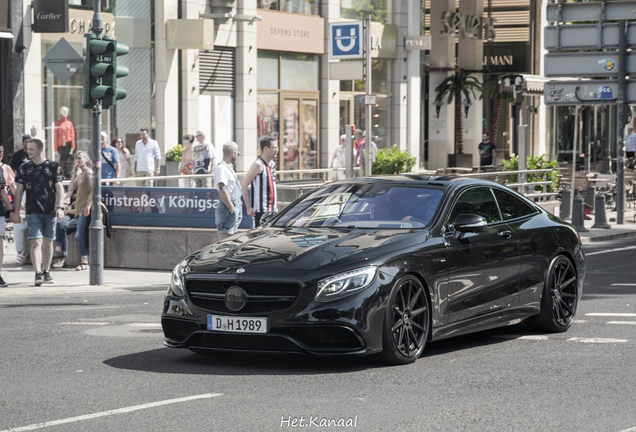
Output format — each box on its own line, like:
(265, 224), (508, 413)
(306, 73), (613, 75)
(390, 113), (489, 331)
(207, 315), (268, 334)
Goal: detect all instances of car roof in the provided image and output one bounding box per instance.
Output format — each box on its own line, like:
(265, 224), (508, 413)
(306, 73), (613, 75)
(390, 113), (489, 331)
(339, 174), (503, 190)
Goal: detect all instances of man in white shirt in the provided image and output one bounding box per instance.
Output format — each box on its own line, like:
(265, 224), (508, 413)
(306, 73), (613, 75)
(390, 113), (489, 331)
(134, 128), (161, 186)
(193, 130), (216, 188)
(626, 126), (636, 159)
(214, 142), (242, 241)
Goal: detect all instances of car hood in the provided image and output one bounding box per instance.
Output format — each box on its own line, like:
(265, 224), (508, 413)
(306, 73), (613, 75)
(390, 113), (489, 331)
(187, 227), (429, 274)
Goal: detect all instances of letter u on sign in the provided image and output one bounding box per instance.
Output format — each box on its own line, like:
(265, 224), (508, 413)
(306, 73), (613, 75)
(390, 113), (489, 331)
(330, 21), (364, 60)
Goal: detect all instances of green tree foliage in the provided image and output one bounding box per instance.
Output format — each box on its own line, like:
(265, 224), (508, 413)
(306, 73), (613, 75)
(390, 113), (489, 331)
(372, 145), (416, 175)
(503, 155), (560, 192)
(165, 144), (183, 162)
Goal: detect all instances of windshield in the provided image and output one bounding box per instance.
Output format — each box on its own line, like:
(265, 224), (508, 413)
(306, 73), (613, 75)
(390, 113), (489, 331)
(273, 183), (444, 229)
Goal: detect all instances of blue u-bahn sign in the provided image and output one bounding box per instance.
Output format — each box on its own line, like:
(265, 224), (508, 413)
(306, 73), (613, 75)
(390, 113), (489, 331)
(102, 186), (253, 229)
(329, 21), (364, 60)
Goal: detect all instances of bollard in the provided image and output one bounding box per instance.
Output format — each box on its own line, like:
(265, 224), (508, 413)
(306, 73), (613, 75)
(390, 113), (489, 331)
(591, 192), (611, 229)
(585, 184), (596, 213)
(561, 188), (571, 220)
(572, 195), (589, 232)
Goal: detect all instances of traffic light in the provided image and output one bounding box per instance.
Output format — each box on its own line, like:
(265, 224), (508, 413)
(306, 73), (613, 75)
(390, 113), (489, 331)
(102, 37), (129, 109)
(82, 33), (115, 109)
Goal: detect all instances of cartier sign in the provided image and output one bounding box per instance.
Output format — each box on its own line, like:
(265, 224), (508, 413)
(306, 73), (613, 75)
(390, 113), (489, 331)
(440, 12), (496, 42)
(33, 0), (68, 33)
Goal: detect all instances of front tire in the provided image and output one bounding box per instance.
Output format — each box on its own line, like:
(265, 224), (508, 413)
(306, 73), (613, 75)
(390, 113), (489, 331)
(531, 255), (579, 332)
(374, 275), (430, 365)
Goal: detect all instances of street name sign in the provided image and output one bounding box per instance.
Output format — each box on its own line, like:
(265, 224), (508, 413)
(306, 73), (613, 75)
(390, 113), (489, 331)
(544, 52), (636, 77)
(329, 21), (363, 60)
(364, 94), (377, 105)
(42, 38), (83, 84)
(405, 35), (431, 51)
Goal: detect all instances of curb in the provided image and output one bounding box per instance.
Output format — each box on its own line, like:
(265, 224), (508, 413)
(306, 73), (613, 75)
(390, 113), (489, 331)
(581, 230), (636, 243)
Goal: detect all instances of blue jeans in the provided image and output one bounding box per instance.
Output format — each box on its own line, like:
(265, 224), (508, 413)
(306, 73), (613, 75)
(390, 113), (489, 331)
(215, 201), (243, 234)
(75, 215), (89, 258)
(55, 215), (77, 256)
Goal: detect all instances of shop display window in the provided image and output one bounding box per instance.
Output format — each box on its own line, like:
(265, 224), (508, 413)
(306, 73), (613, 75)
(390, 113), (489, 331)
(340, 0), (392, 24)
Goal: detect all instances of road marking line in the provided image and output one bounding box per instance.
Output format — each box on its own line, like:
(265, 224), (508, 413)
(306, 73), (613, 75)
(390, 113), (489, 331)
(573, 320), (587, 323)
(568, 337), (628, 343)
(0, 393), (223, 432)
(585, 313), (636, 317)
(618, 427), (636, 432)
(490, 334), (549, 341)
(607, 321), (636, 325)
(586, 245), (636, 256)
(611, 283), (636, 286)
(126, 323), (162, 327)
(58, 322), (110, 326)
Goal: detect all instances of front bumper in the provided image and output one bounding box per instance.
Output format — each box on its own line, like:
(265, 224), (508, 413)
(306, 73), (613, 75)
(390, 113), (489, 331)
(161, 271), (393, 356)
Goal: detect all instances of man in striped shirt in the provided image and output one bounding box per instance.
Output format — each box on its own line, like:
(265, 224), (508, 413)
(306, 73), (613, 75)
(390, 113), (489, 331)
(242, 137), (279, 227)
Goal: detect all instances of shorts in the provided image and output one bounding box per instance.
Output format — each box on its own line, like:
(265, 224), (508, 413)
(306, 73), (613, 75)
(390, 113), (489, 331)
(27, 213), (57, 240)
(215, 203), (242, 235)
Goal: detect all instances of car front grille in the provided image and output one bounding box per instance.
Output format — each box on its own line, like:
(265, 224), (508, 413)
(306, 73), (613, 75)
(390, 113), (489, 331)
(162, 317), (201, 341)
(186, 279), (301, 314)
(188, 332), (299, 352)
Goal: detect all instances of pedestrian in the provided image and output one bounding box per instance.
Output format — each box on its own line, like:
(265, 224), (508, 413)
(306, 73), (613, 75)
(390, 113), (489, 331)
(478, 133), (496, 167)
(12, 138), (65, 286)
(192, 130), (216, 188)
(330, 135), (347, 181)
(9, 134), (31, 172)
(179, 134), (195, 188)
(99, 131), (119, 182)
(214, 142), (242, 241)
(66, 151), (92, 271)
(0, 149), (16, 286)
(134, 128), (161, 186)
(356, 131), (377, 174)
(113, 137), (133, 180)
(241, 137), (279, 227)
(353, 128), (363, 154)
(626, 126), (636, 159)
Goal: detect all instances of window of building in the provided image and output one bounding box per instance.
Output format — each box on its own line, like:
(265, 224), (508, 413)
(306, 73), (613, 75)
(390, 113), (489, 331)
(69, 0), (112, 13)
(281, 54), (319, 91)
(258, 0), (319, 15)
(340, 0), (392, 24)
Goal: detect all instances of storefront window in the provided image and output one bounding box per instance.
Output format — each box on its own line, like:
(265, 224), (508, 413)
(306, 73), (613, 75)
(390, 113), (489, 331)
(258, 0), (319, 15)
(69, 0), (113, 12)
(281, 53), (319, 91)
(42, 40), (110, 177)
(258, 51), (279, 90)
(257, 93), (280, 144)
(340, 0), (392, 24)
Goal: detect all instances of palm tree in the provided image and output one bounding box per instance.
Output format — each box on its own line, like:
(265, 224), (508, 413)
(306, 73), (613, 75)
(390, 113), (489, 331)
(481, 76), (514, 148)
(434, 69), (482, 154)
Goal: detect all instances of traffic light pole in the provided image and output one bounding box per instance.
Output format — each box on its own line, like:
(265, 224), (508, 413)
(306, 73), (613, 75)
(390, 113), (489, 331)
(617, 20), (627, 224)
(90, 0), (104, 285)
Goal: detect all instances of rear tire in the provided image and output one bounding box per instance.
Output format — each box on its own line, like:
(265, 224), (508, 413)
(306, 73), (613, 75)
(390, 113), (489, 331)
(373, 275), (430, 365)
(530, 255), (579, 333)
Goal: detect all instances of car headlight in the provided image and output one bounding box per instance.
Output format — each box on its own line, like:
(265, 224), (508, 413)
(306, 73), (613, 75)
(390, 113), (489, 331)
(167, 260), (188, 297)
(315, 266), (377, 302)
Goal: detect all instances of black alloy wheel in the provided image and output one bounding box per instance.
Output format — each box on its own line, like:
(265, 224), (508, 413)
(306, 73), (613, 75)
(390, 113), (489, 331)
(532, 255), (578, 332)
(375, 275), (430, 365)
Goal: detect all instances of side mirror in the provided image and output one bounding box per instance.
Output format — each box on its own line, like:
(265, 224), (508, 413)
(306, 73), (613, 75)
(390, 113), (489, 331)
(454, 214), (487, 233)
(260, 211), (277, 226)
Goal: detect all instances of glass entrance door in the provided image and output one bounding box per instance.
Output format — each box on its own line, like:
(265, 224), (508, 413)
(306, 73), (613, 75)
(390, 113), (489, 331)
(280, 94), (319, 179)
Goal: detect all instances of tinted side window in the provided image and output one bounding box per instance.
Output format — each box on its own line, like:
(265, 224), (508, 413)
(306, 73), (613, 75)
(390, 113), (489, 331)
(493, 189), (536, 220)
(449, 188), (502, 224)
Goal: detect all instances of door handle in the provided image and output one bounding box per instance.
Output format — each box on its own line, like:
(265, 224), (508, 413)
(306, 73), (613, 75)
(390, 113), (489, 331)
(498, 230), (512, 239)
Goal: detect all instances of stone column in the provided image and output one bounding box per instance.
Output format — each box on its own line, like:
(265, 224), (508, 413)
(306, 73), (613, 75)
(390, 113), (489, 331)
(154, 0), (180, 158)
(22, 1), (42, 149)
(235, 0), (258, 172)
(321, 0), (341, 170)
(393, 2), (408, 151)
(457, 0), (484, 168)
(428, 0), (455, 170)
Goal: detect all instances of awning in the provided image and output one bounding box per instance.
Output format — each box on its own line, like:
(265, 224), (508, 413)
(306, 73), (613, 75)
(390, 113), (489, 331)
(501, 74), (590, 96)
(0, 32), (14, 39)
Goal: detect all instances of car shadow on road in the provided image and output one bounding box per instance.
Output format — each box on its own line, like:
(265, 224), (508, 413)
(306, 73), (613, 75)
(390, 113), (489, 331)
(103, 327), (522, 376)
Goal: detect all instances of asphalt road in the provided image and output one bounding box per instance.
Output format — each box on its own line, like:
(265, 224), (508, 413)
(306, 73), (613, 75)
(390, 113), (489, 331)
(1, 238), (636, 432)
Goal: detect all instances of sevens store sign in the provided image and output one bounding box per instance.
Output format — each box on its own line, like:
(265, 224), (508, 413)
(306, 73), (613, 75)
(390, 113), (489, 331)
(440, 12), (496, 42)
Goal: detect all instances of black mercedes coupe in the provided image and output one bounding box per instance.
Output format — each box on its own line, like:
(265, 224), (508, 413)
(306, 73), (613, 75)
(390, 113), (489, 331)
(162, 176), (585, 365)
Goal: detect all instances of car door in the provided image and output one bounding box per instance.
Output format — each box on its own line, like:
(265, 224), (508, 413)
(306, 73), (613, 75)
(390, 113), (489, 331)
(443, 187), (522, 323)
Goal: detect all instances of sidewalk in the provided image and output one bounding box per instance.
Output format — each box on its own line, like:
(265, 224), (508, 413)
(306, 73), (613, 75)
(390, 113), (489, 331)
(0, 248), (169, 295)
(578, 207), (636, 243)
